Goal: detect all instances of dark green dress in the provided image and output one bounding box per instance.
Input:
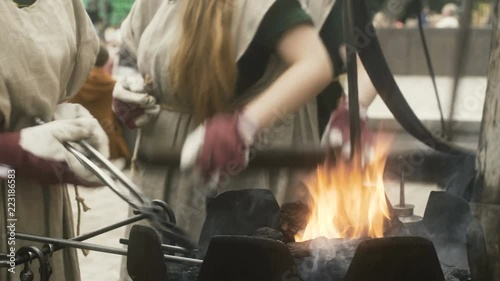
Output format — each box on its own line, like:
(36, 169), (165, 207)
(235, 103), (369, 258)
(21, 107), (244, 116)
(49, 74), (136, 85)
(236, 0), (346, 136)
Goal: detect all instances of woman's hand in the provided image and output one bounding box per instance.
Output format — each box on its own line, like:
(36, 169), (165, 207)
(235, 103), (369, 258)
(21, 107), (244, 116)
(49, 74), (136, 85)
(0, 118), (109, 186)
(321, 97), (374, 165)
(54, 103), (110, 158)
(112, 76), (160, 129)
(180, 112), (258, 182)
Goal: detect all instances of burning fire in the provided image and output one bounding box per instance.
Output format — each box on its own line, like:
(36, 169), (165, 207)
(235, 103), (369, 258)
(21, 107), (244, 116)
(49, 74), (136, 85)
(295, 135), (392, 242)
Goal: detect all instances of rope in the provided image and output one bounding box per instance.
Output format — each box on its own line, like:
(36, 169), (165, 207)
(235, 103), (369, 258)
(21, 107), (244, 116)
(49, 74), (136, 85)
(73, 185), (91, 256)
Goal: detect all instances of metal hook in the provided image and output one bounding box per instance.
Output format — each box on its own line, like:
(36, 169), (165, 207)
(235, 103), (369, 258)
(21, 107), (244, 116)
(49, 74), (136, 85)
(42, 244), (54, 278)
(17, 246), (49, 281)
(20, 255), (34, 281)
(42, 244), (55, 257)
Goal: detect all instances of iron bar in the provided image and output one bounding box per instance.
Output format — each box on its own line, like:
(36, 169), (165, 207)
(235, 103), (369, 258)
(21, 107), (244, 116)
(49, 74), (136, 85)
(14, 233), (203, 265)
(80, 140), (146, 204)
(416, 1), (446, 139)
(34, 118), (147, 212)
(446, 0), (474, 141)
(119, 238), (191, 255)
(138, 147), (329, 168)
(17, 233), (126, 256)
(343, 0), (362, 163)
(399, 156), (406, 207)
(70, 214), (147, 243)
(0, 214), (147, 267)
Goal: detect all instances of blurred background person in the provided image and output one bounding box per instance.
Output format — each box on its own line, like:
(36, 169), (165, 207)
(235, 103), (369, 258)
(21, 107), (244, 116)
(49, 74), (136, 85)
(86, 0), (113, 37)
(67, 46), (131, 168)
(435, 3), (460, 28)
(372, 12), (394, 28)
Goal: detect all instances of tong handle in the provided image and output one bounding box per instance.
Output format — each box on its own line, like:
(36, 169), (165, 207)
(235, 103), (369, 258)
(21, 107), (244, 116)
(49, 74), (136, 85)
(33, 118), (197, 249)
(79, 140), (146, 204)
(33, 118), (143, 210)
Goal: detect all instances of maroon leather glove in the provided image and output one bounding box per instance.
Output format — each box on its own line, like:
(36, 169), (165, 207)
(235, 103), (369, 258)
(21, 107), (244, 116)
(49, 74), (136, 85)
(321, 97), (374, 162)
(180, 112), (258, 181)
(112, 99), (146, 129)
(112, 77), (160, 129)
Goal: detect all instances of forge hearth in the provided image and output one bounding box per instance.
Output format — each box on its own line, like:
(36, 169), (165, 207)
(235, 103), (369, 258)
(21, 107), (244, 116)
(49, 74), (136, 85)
(169, 236), (470, 281)
(289, 236), (470, 281)
(163, 190), (479, 281)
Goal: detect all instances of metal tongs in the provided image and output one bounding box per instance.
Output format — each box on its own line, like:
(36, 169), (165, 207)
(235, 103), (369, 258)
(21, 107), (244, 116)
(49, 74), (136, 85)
(34, 118), (197, 250)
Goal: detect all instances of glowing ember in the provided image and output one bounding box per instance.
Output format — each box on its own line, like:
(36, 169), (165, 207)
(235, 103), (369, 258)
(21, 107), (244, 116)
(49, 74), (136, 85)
(295, 135), (392, 242)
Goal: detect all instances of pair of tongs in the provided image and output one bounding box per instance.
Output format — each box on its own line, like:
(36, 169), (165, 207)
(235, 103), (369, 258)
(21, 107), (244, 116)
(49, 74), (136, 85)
(34, 118), (197, 249)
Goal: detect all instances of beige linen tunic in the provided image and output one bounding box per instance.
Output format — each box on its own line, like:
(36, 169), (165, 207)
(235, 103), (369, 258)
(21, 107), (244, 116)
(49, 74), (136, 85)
(0, 0), (98, 280)
(121, 0), (335, 242)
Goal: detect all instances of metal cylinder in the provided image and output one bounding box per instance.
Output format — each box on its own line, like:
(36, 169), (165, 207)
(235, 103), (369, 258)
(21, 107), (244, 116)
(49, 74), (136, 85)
(394, 156), (422, 224)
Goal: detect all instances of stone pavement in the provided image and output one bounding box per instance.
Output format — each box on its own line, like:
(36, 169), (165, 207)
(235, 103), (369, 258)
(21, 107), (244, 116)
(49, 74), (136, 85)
(68, 185), (129, 281)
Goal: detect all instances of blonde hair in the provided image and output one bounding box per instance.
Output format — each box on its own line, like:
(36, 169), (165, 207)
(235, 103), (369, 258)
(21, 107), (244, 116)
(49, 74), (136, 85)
(169, 0), (238, 122)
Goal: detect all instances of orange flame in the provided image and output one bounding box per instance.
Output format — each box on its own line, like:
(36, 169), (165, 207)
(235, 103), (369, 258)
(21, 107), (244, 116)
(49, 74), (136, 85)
(295, 135), (392, 242)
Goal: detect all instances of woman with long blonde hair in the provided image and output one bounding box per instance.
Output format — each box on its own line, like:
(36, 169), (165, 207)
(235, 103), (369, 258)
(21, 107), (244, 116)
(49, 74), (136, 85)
(114, 0), (378, 251)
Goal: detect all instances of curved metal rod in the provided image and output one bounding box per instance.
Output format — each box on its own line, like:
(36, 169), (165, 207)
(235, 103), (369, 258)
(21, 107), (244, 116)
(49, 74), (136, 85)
(79, 140), (146, 204)
(33, 119), (195, 247)
(68, 140), (190, 246)
(152, 200), (177, 225)
(150, 218), (197, 249)
(0, 214), (147, 267)
(446, 0), (474, 141)
(33, 118), (144, 211)
(15, 233), (202, 265)
(119, 239), (191, 255)
(65, 143), (143, 211)
(416, 0), (447, 139)
(16, 246), (49, 281)
(64, 148), (193, 247)
(350, 0), (474, 156)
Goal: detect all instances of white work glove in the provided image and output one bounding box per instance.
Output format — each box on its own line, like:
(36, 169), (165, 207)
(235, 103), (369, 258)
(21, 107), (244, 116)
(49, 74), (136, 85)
(112, 76), (161, 128)
(0, 118), (107, 186)
(54, 103), (110, 159)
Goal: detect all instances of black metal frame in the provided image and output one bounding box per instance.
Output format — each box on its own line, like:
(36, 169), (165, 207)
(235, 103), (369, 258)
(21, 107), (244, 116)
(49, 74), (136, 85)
(0, 212), (202, 269)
